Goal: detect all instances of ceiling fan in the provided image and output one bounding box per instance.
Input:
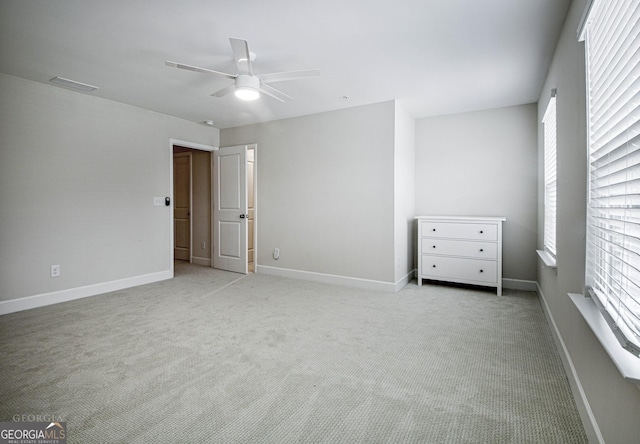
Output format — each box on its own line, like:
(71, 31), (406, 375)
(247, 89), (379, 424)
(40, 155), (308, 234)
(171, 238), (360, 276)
(165, 38), (321, 102)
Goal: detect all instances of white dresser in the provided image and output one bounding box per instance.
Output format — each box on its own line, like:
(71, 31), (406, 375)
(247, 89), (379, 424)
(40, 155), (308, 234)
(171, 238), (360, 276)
(416, 216), (506, 295)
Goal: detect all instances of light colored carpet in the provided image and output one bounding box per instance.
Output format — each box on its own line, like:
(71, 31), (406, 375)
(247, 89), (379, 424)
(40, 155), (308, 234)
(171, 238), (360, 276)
(0, 262), (587, 443)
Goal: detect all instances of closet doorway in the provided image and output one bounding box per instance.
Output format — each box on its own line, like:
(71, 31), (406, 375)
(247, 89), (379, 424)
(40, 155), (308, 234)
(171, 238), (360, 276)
(173, 146), (212, 267)
(170, 140), (256, 275)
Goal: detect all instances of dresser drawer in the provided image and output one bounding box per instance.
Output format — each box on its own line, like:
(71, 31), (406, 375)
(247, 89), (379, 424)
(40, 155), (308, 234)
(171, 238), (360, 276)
(421, 256), (497, 284)
(421, 238), (498, 259)
(420, 221), (497, 241)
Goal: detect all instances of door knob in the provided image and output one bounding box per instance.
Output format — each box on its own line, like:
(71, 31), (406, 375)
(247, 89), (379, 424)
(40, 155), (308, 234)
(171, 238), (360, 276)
(239, 214), (246, 219)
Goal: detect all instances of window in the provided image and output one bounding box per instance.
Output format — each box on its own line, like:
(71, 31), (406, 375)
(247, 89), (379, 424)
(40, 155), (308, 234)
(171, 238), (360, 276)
(582, 0), (640, 357)
(542, 95), (557, 257)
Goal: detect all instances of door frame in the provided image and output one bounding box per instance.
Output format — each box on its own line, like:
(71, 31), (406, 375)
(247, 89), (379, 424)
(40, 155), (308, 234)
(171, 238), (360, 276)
(168, 139), (217, 277)
(240, 143), (259, 273)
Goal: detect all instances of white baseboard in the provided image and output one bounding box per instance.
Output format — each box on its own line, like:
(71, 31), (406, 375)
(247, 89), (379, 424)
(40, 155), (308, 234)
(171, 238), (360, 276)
(0, 270), (173, 316)
(536, 283), (603, 444)
(503, 278), (537, 291)
(394, 269), (415, 292)
(191, 256), (211, 267)
(256, 265), (403, 292)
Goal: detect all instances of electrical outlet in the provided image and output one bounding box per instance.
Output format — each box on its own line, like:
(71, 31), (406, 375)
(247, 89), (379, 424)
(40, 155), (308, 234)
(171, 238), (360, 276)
(201, 241), (206, 250)
(273, 248), (280, 260)
(51, 264), (61, 277)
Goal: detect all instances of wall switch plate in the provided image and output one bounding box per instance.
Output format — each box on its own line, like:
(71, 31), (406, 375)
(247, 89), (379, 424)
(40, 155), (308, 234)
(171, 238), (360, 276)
(273, 248), (280, 260)
(153, 197), (164, 206)
(51, 264), (61, 277)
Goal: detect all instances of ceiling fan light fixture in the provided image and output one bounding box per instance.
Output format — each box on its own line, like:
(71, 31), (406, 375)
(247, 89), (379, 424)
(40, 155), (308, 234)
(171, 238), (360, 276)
(235, 86), (260, 101)
(234, 75), (260, 101)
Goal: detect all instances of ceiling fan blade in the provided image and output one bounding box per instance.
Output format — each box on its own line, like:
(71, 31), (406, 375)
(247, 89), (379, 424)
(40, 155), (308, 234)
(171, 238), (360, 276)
(211, 84), (236, 98)
(229, 38), (254, 76)
(165, 61), (236, 79)
(259, 69), (321, 84)
(259, 83), (293, 102)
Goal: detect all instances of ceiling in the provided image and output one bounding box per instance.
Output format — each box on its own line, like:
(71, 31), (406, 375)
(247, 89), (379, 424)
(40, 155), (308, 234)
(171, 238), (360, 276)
(0, 0), (571, 129)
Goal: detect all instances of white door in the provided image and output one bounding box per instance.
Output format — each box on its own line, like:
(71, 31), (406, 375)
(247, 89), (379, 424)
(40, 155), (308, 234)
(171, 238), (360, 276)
(213, 145), (248, 274)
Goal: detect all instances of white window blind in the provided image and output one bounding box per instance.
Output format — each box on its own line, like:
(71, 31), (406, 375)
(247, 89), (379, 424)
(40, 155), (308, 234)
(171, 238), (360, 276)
(584, 0), (640, 356)
(543, 96), (557, 257)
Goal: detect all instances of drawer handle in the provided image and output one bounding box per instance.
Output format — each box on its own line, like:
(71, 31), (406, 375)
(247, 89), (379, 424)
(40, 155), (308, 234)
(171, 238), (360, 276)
(432, 245), (436, 248)
(432, 265), (436, 268)
(432, 228), (436, 232)
(480, 230), (484, 234)
(480, 248), (484, 252)
(479, 269), (484, 273)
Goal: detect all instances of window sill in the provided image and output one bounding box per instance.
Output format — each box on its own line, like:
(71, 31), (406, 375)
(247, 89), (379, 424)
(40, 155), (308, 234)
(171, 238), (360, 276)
(569, 293), (640, 384)
(536, 250), (557, 269)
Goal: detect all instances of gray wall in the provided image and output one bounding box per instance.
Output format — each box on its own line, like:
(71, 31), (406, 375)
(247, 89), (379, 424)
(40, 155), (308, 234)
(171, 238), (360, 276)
(537, 0), (640, 442)
(415, 104), (538, 282)
(0, 73), (219, 302)
(221, 101), (398, 284)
